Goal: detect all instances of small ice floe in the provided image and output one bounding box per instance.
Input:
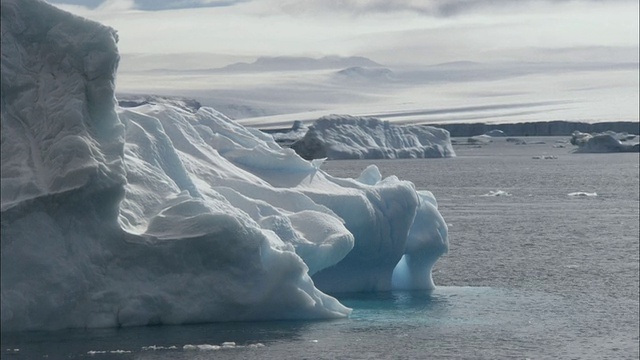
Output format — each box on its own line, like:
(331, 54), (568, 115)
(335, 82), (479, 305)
(506, 137), (526, 145)
(484, 129), (506, 137)
(568, 192), (597, 197)
(183, 342), (263, 351)
(142, 345), (178, 351)
(532, 155), (557, 159)
(183, 344), (221, 351)
(481, 190), (512, 197)
(87, 350), (132, 355)
(87, 350), (108, 355)
(309, 340), (319, 343)
(468, 134), (493, 144)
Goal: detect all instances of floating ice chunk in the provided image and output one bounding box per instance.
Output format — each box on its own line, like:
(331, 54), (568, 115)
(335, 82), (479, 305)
(468, 134), (493, 144)
(183, 344), (221, 351)
(142, 345), (178, 351)
(484, 129), (506, 137)
(200, 345), (222, 351)
(110, 350), (132, 354)
(568, 192), (597, 197)
(481, 190), (512, 197)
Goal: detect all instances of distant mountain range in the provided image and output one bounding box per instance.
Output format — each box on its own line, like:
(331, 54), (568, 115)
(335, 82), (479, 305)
(334, 66), (396, 82)
(221, 55), (382, 72)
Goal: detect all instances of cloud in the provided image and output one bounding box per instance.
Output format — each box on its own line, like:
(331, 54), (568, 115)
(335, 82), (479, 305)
(133, 0), (250, 11)
(48, 0), (249, 11)
(96, 0), (135, 12)
(47, 0), (104, 9)
(275, 0), (635, 17)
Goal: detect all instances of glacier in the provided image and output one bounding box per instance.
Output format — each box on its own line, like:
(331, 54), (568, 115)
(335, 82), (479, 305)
(291, 115), (456, 160)
(1, 0), (449, 331)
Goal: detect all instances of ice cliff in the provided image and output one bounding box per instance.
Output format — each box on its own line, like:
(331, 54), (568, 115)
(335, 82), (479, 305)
(1, 0), (449, 332)
(291, 115), (456, 160)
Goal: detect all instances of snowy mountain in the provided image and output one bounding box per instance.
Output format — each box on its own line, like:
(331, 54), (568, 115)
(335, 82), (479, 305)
(333, 66), (396, 83)
(1, 0), (449, 331)
(222, 55), (382, 72)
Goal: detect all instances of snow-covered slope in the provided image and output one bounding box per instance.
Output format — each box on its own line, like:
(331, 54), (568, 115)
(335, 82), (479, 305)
(222, 56), (381, 72)
(291, 115), (456, 160)
(333, 66), (396, 83)
(1, 0), (449, 331)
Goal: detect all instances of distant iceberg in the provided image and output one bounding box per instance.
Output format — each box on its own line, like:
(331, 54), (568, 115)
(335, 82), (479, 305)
(1, 0), (449, 331)
(291, 115), (456, 160)
(269, 120), (308, 145)
(484, 129), (507, 137)
(568, 192), (597, 197)
(481, 190), (512, 197)
(570, 131), (639, 153)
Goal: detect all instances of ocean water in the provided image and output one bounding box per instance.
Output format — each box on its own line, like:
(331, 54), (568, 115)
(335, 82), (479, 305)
(2, 137), (639, 359)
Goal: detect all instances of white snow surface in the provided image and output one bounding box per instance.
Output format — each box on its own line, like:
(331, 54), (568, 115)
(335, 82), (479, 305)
(291, 115), (456, 160)
(1, 0), (449, 331)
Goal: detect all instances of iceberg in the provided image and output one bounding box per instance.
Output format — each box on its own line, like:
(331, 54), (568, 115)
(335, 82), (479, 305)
(290, 115), (456, 160)
(568, 192), (598, 197)
(269, 120), (308, 146)
(484, 129), (507, 137)
(481, 190), (512, 197)
(1, 0), (449, 331)
(467, 134), (493, 144)
(570, 131), (639, 153)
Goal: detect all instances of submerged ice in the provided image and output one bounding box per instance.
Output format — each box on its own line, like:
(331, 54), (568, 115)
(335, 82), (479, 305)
(1, 0), (449, 331)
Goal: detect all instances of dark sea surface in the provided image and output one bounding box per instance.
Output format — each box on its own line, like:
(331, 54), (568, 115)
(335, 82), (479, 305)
(3, 137), (639, 359)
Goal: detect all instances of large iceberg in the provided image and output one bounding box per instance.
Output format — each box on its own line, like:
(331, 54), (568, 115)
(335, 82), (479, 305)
(570, 131), (639, 153)
(291, 115), (456, 160)
(1, 0), (449, 332)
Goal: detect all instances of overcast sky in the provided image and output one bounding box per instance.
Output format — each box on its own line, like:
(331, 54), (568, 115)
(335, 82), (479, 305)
(46, 0), (639, 66)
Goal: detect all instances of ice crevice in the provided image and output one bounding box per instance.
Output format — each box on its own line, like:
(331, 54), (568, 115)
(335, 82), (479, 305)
(1, 0), (450, 332)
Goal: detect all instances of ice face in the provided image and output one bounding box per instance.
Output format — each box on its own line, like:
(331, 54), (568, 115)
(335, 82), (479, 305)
(0, 0), (125, 212)
(291, 115), (456, 160)
(1, 0), (450, 331)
